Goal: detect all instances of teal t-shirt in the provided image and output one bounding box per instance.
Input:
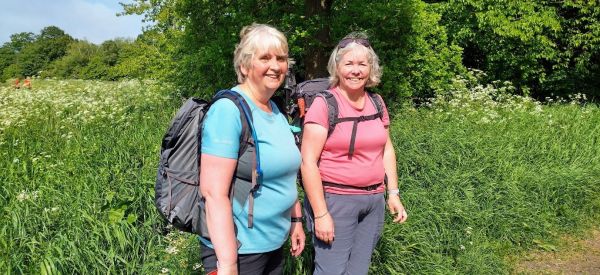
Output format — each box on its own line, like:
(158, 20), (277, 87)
(200, 86), (301, 253)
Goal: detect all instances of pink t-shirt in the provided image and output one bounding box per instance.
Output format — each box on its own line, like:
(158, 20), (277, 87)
(304, 87), (390, 195)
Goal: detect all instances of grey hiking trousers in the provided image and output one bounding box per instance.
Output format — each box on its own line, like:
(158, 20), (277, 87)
(305, 192), (385, 275)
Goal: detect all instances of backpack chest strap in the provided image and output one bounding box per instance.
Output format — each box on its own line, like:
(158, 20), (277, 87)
(333, 112), (383, 159)
(320, 90), (386, 159)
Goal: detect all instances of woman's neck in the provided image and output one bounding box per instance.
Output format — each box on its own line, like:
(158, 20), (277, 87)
(336, 86), (366, 108)
(239, 83), (272, 112)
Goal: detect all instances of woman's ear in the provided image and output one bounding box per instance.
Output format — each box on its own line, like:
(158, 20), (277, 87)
(240, 65), (249, 79)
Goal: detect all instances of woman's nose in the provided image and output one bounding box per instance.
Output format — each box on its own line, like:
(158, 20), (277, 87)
(269, 58), (281, 70)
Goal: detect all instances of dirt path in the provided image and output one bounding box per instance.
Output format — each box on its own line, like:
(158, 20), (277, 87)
(514, 228), (600, 274)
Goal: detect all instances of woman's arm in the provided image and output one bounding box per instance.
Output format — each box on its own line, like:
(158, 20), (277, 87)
(383, 130), (407, 223)
(300, 123), (335, 244)
(200, 153), (239, 273)
(289, 200), (305, 256)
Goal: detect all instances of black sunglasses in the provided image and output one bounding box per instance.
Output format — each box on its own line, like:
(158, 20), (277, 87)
(337, 38), (371, 49)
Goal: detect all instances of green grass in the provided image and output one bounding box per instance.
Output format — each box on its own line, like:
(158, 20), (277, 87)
(1, 79), (599, 274)
(372, 80), (600, 274)
(0, 79), (187, 273)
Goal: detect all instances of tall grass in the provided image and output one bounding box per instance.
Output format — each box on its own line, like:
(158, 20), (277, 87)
(371, 74), (600, 274)
(0, 79), (190, 273)
(1, 77), (599, 274)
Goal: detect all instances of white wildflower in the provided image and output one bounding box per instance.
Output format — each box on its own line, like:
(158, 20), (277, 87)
(193, 263), (202, 270)
(479, 117), (490, 124)
(165, 246), (179, 255)
(45, 207), (59, 212)
(17, 191), (29, 202)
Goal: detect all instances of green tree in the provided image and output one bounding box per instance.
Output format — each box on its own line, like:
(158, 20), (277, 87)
(123, 0), (463, 102)
(5, 32), (36, 53)
(0, 46), (16, 82)
(101, 40), (123, 67)
(550, 0), (600, 99)
(5, 26), (74, 78)
(1, 32), (36, 81)
(46, 40), (101, 79)
(110, 33), (173, 80)
(435, 0), (600, 99)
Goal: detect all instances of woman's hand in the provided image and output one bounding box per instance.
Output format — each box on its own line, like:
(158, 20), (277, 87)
(314, 213), (335, 244)
(387, 195), (407, 223)
(289, 221), (305, 257)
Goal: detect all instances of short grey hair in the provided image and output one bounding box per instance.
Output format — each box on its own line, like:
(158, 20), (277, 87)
(234, 23), (289, 83)
(327, 32), (382, 88)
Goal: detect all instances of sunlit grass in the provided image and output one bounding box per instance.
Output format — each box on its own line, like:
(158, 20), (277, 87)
(372, 74), (600, 274)
(1, 78), (599, 274)
(0, 79), (185, 273)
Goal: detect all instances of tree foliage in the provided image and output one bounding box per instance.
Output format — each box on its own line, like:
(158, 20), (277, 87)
(435, 0), (600, 99)
(1, 26), (73, 80)
(2, 1), (598, 101)
(122, 0), (463, 102)
(1, 25), (169, 82)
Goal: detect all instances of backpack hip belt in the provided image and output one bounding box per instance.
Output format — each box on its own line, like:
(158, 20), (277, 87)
(322, 181), (383, 191)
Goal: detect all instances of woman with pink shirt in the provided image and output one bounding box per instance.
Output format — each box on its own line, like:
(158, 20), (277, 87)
(301, 32), (408, 275)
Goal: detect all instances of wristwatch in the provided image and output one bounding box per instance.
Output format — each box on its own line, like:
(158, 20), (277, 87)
(291, 217), (304, 223)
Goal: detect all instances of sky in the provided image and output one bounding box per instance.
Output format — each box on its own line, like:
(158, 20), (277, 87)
(0, 0), (147, 45)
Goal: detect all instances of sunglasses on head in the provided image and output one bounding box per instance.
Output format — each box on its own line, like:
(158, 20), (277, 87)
(337, 38), (371, 49)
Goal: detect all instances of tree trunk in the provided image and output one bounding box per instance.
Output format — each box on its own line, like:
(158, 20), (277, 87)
(304, 0), (333, 80)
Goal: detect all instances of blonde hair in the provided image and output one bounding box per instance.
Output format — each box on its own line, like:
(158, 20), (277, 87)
(234, 23), (289, 83)
(327, 32), (382, 88)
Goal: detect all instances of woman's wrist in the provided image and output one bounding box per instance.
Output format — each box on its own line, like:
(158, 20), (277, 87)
(217, 260), (238, 270)
(387, 188), (400, 196)
(291, 216), (304, 223)
(314, 210), (329, 219)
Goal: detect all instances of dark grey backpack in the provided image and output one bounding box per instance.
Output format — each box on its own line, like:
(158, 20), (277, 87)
(155, 90), (261, 238)
(288, 78), (385, 159)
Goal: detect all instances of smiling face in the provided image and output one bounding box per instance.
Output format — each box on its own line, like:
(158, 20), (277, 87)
(336, 46), (371, 93)
(240, 48), (288, 94)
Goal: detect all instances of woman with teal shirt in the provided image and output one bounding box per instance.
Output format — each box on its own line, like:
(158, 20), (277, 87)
(199, 23), (305, 275)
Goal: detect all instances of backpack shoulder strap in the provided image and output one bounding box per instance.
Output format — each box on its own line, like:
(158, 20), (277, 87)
(211, 90), (254, 156)
(317, 90), (339, 137)
(367, 92), (385, 119)
(211, 90), (262, 229)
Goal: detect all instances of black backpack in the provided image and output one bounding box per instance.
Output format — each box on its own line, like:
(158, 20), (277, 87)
(155, 90), (262, 238)
(285, 77), (385, 159)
